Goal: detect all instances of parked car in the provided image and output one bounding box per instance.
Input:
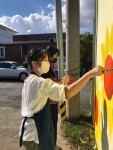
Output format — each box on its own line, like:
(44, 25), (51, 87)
(0, 61), (30, 82)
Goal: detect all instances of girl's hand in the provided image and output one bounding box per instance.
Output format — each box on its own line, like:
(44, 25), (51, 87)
(61, 75), (75, 84)
(68, 76), (75, 84)
(88, 65), (112, 78)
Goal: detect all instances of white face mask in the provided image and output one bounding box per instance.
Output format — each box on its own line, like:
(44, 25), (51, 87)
(38, 61), (50, 74)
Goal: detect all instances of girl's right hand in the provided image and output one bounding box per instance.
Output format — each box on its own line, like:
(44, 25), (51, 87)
(87, 65), (105, 78)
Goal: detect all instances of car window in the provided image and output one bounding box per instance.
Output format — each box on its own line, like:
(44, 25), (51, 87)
(0, 63), (12, 68)
(12, 62), (23, 68)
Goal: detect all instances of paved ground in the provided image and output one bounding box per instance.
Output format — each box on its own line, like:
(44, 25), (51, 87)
(80, 80), (92, 112)
(0, 79), (92, 150)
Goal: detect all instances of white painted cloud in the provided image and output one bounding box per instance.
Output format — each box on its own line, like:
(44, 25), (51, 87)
(0, 0), (94, 34)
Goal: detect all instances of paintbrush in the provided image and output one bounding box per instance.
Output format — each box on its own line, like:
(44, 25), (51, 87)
(102, 68), (113, 73)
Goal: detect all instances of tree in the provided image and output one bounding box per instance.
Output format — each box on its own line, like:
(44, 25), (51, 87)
(80, 32), (93, 75)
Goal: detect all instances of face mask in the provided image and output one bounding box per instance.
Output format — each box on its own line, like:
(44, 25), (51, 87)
(51, 58), (57, 63)
(38, 61), (50, 74)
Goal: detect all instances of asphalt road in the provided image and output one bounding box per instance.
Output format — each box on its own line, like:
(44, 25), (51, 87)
(0, 79), (25, 150)
(0, 79), (23, 108)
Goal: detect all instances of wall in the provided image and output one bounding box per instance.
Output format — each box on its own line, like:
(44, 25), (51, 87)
(0, 41), (66, 63)
(95, 0), (113, 150)
(0, 44), (22, 63)
(0, 25), (16, 43)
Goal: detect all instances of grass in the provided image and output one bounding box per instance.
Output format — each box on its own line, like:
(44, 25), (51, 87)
(61, 113), (97, 150)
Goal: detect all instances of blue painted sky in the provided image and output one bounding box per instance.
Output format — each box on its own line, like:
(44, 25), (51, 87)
(0, 0), (94, 34)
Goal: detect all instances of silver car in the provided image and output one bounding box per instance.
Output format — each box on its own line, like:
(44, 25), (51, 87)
(0, 61), (30, 82)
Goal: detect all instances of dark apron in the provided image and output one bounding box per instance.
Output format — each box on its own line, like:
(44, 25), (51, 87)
(20, 99), (55, 150)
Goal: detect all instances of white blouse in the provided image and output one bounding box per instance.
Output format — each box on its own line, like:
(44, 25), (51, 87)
(20, 74), (66, 144)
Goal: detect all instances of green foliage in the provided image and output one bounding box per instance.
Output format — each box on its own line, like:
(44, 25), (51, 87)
(80, 32), (93, 73)
(61, 114), (97, 150)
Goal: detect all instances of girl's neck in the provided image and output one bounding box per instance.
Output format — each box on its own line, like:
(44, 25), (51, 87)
(32, 68), (41, 77)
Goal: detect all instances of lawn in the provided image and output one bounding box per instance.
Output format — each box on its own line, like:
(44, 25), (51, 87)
(61, 114), (98, 150)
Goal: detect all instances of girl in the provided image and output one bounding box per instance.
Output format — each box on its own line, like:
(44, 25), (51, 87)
(19, 48), (106, 150)
(42, 45), (71, 150)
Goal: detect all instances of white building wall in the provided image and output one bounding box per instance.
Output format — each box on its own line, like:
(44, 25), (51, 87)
(0, 25), (17, 43)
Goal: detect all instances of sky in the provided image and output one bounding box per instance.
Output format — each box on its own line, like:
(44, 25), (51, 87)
(0, 0), (94, 35)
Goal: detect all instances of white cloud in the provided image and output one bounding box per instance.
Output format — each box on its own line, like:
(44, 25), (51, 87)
(80, 0), (94, 31)
(0, 0), (94, 34)
(27, 30), (32, 34)
(61, 0), (66, 3)
(62, 0), (94, 33)
(0, 12), (56, 34)
(47, 4), (55, 10)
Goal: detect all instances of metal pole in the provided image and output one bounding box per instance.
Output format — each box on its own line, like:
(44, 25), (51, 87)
(55, 0), (66, 122)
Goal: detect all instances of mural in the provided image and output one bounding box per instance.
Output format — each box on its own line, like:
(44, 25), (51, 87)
(95, 0), (113, 150)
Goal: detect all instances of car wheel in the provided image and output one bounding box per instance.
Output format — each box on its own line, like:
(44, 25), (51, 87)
(19, 72), (28, 82)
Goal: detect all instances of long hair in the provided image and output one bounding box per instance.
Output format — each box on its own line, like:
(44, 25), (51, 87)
(42, 45), (60, 79)
(46, 45), (60, 59)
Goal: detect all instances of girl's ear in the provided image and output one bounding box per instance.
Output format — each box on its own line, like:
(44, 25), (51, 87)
(43, 54), (49, 61)
(32, 61), (38, 68)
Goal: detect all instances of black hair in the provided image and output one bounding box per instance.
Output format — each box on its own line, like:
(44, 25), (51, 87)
(41, 45), (60, 79)
(46, 45), (60, 58)
(23, 48), (46, 70)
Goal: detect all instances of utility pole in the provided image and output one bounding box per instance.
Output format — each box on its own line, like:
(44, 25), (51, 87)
(91, 0), (98, 122)
(55, 0), (64, 79)
(66, 0), (80, 118)
(55, 0), (66, 121)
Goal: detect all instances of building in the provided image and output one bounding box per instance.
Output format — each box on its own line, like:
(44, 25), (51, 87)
(0, 24), (17, 44)
(0, 27), (66, 63)
(0, 24), (17, 60)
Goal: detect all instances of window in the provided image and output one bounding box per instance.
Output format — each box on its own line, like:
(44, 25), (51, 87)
(0, 47), (5, 58)
(0, 63), (12, 68)
(21, 45), (29, 58)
